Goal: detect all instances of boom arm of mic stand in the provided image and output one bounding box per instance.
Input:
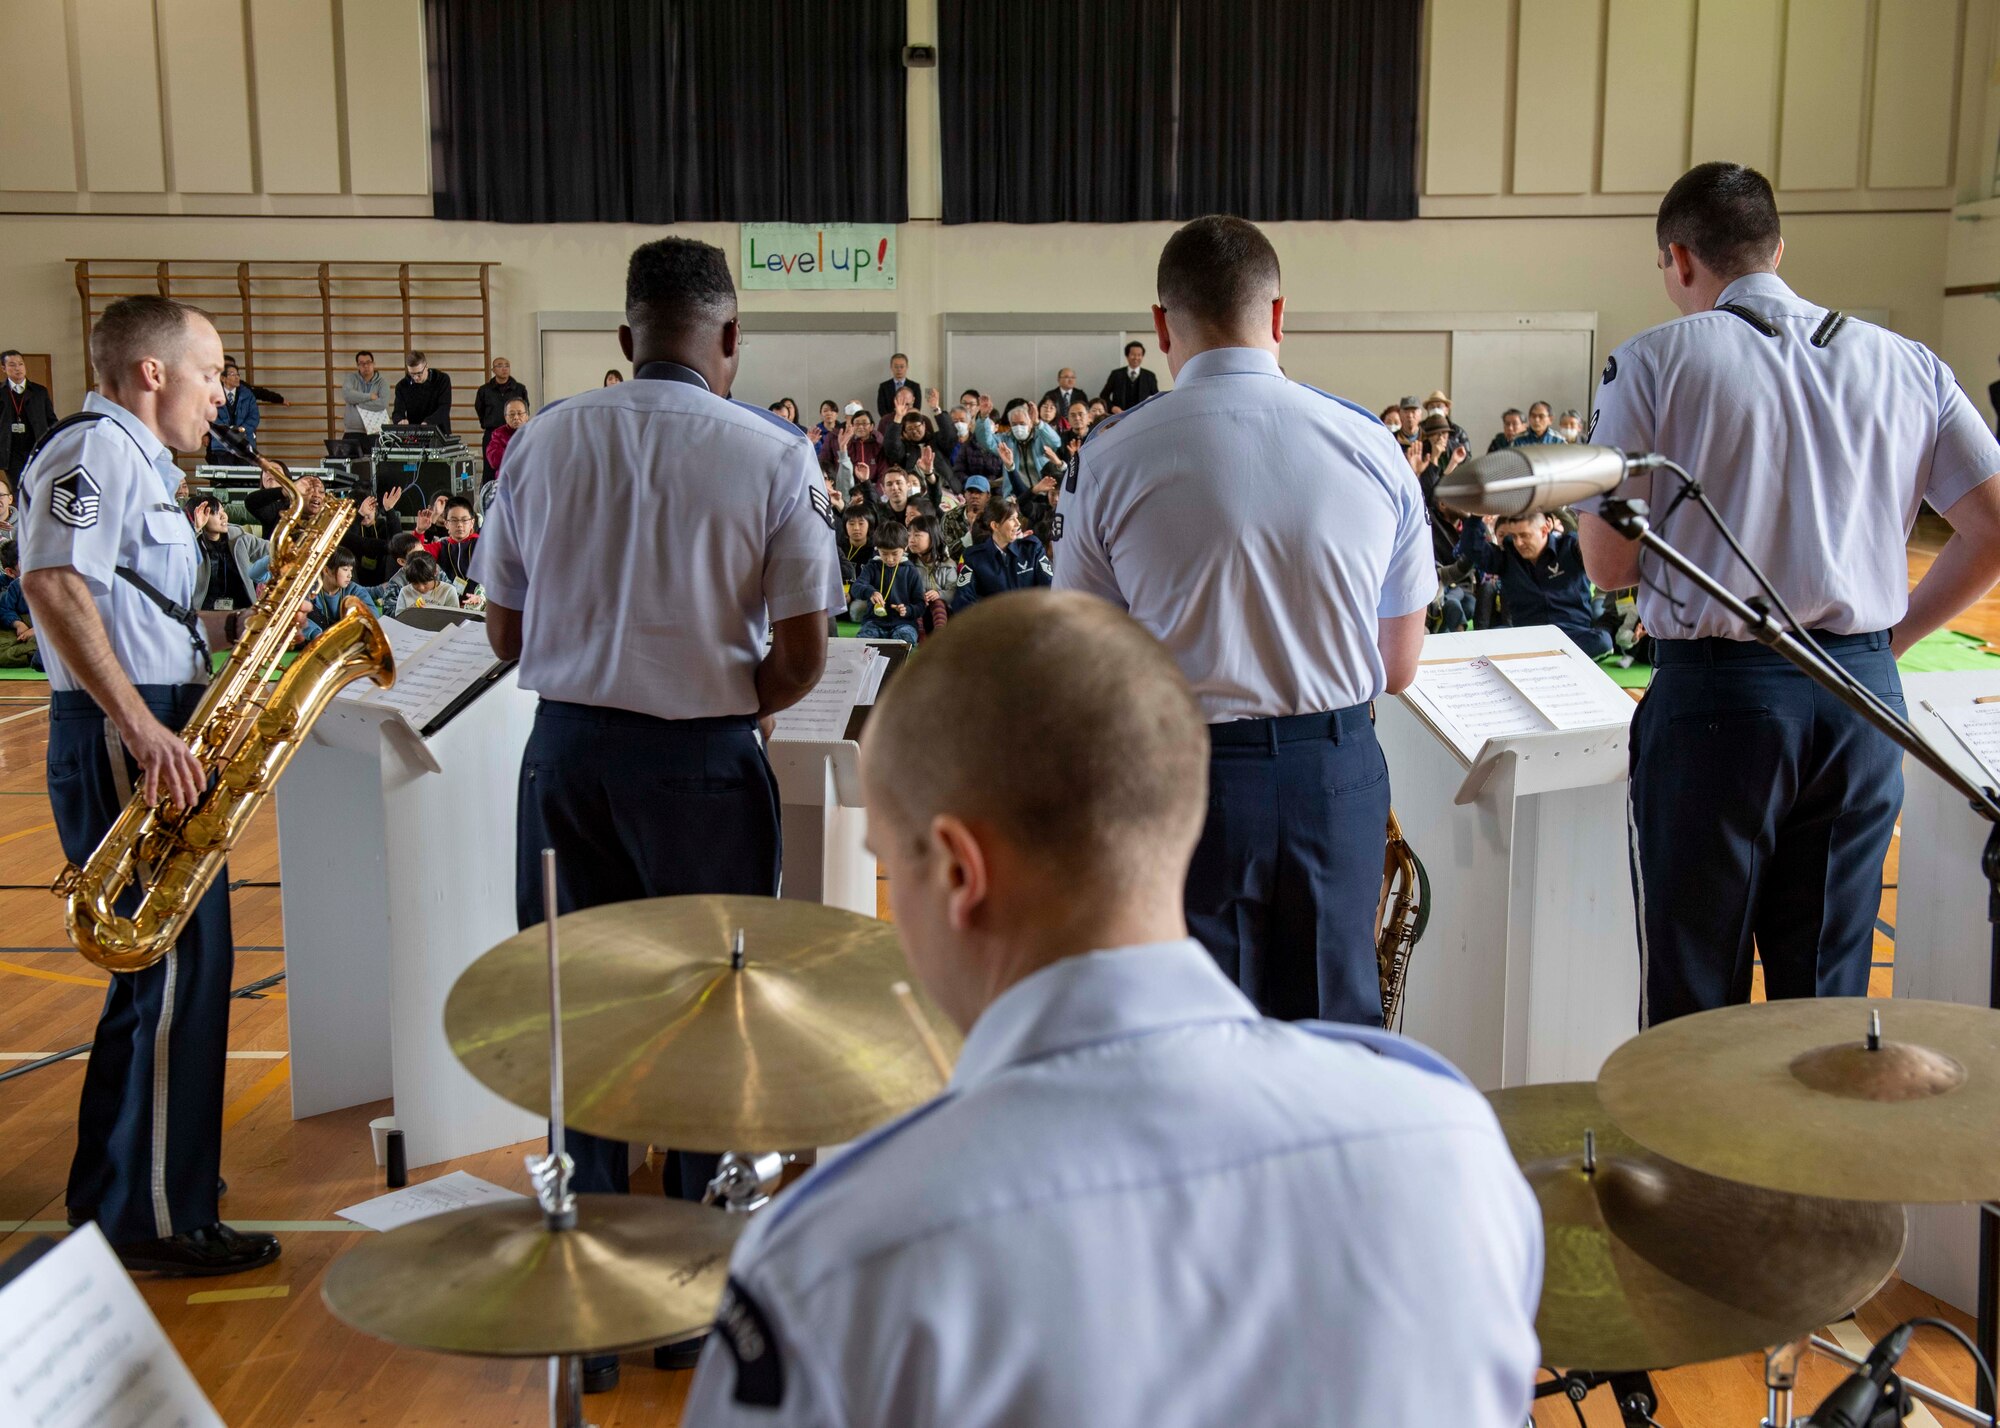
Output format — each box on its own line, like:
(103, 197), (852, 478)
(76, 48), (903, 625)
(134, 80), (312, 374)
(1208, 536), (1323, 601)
(1601, 496), (2000, 1417)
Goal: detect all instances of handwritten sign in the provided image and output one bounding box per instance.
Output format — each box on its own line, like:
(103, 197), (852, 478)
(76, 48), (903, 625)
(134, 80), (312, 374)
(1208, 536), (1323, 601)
(741, 223), (897, 290)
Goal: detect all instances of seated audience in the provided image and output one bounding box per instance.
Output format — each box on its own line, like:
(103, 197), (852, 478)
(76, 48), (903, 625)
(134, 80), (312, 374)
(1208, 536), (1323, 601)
(474, 357), (528, 456)
(208, 359), (260, 461)
(394, 552), (461, 613)
(825, 405), (884, 498)
(188, 493), (269, 611)
(0, 540), (35, 669)
(420, 494), (481, 593)
(840, 508), (876, 584)
(357, 532), (425, 609)
(1456, 510), (1610, 655)
(301, 548), (381, 639)
(939, 475), (990, 559)
(1489, 408), (1526, 452)
(1556, 409), (1585, 442)
(1511, 401), (1562, 446)
(681, 592), (1541, 1428)
(604, 369), (624, 386)
(849, 522), (929, 646)
(952, 495), (1052, 612)
(983, 399), (1064, 500)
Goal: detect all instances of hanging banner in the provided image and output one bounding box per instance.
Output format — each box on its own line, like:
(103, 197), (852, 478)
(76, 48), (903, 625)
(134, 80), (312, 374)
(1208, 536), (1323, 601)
(741, 223), (897, 290)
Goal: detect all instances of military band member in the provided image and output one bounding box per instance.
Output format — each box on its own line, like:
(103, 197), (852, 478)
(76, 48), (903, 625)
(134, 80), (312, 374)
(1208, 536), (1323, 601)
(472, 237), (840, 1392)
(1578, 163), (2000, 1023)
(20, 296), (277, 1274)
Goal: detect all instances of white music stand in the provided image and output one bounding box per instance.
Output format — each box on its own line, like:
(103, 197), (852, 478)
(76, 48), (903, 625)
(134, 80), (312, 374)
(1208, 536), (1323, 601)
(766, 736), (874, 915)
(1376, 625), (1642, 1088)
(275, 656), (541, 1170)
(1887, 670), (2000, 1314)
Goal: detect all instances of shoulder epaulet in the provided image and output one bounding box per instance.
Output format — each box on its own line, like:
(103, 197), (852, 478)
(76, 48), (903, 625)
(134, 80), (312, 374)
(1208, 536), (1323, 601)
(1078, 391), (1164, 448)
(1810, 310), (1849, 348)
(1715, 302), (1780, 337)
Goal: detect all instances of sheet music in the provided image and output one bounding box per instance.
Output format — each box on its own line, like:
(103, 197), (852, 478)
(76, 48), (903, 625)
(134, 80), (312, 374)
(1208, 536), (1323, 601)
(0, 1224), (224, 1428)
(337, 614), (434, 702)
(1411, 658), (1551, 760)
(349, 621), (500, 732)
(773, 642), (871, 742)
(1493, 654), (1633, 732)
(336, 1171), (526, 1233)
(1934, 701), (2000, 784)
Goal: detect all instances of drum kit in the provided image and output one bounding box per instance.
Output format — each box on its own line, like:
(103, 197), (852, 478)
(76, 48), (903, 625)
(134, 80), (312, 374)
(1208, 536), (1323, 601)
(317, 859), (2000, 1428)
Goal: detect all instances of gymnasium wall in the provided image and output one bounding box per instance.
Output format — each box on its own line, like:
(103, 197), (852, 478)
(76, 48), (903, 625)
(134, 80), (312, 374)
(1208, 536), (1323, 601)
(2, 0), (1994, 430)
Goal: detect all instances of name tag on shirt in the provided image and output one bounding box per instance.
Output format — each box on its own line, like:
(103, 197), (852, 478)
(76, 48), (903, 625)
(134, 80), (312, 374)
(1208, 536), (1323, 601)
(9, 424), (24, 435)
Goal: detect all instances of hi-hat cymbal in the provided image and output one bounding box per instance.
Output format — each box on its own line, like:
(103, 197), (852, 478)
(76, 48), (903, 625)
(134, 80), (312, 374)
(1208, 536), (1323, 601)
(1490, 1082), (1905, 1371)
(446, 895), (958, 1151)
(322, 1195), (740, 1357)
(1597, 997), (2000, 1202)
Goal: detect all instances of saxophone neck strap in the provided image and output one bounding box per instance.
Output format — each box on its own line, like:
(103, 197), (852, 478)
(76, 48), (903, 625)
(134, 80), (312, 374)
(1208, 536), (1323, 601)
(115, 566), (208, 663)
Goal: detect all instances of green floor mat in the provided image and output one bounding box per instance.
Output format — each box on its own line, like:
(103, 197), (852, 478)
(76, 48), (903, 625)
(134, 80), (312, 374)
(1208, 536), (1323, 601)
(1595, 627), (2000, 693)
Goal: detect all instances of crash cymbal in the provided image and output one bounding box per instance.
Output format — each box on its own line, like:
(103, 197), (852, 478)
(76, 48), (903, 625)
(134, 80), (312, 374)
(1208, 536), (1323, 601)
(322, 1195), (740, 1357)
(1597, 997), (2000, 1203)
(446, 895), (958, 1152)
(1490, 1083), (1905, 1371)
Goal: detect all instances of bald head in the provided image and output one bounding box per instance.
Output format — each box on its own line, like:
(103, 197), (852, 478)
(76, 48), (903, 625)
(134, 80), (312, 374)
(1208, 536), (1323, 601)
(864, 591), (1208, 883)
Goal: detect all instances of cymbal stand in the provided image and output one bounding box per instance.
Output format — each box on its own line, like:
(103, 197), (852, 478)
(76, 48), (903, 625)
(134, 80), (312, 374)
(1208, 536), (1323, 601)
(523, 850), (587, 1428)
(705, 1152), (794, 1214)
(1764, 1337), (1807, 1428)
(1600, 496), (2000, 1416)
(1534, 1368), (1660, 1426)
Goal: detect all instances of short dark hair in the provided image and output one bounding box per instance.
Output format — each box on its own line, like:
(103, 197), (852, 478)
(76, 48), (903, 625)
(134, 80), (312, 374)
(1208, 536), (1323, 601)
(0, 350), (20, 363)
(404, 552), (440, 584)
(1004, 397), (1033, 420)
(0, 539), (16, 568)
(1656, 162), (1781, 280)
(1157, 215), (1283, 333)
(328, 546), (357, 571)
(891, 352), (908, 364)
(1529, 400), (1551, 414)
(959, 388), (979, 404)
(406, 350), (425, 366)
(873, 521), (910, 551)
(222, 358), (239, 374)
(1503, 408), (1523, 420)
(844, 507), (873, 527)
(389, 533), (420, 562)
(445, 494), (476, 516)
(355, 349), (374, 361)
(1124, 341), (1145, 357)
(91, 295), (206, 379)
(626, 236), (736, 331)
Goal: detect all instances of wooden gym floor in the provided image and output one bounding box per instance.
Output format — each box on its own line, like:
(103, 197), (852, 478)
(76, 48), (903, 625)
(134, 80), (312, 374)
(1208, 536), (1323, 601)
(0, 515), (1987, 1426)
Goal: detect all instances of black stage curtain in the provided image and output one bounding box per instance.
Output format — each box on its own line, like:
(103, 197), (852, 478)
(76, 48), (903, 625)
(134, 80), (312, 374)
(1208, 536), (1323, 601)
(427, 0), (907, 224)
(938, 0), (1419, 224)
(938, 0), (1178, 224)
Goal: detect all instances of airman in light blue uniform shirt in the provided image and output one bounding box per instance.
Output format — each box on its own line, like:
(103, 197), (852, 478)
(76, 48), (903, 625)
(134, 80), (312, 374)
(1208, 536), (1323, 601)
(1055, 216), (1434, 1028)
(1577, 162), (2000, 1025)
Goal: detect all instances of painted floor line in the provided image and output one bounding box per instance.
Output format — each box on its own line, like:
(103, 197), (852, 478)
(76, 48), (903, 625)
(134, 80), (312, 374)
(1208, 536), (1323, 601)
(3, 1220), (360, 1234)
(188, 1285), (291, 1304)
(0, 1049), (287, 1060)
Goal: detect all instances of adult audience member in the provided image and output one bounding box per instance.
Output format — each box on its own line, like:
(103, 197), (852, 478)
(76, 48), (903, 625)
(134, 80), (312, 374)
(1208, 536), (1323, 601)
(604, 369), (624, 386)
(393, 351), (452, 433)
(1, 350), (58, 482)
(1556, 409), (1585, 442)
(207, 360), (259, 462)
(1488, 408), (1525, 452)
(340, 351), (389, 436)
(1100, 340), (1161, 411)
(876, 353), (921, 416)
(1512, 401), (1561, 446)
(680, 592), (1541, 1428)
(1457, 511), (1609, 655)
(952, 494), (1051, 611)
(486, 398), (529, 479)
(1043, 367), (1087, 424)
(474, 357), (528, 458)
(187, 493), (267, 612)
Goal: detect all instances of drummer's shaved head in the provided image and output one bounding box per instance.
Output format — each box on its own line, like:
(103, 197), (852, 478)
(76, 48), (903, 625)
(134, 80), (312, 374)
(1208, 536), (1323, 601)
(864, 591), (1207, 882)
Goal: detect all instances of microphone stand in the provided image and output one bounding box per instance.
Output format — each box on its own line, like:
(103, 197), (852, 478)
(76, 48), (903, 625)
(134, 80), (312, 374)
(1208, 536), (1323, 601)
(1599, 496), (2000, 1417)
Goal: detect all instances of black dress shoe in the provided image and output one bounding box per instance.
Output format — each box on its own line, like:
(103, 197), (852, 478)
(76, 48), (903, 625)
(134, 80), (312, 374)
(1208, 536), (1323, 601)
(114, 1222), (280, 1277)
(581, 1356), (619, 1394)
(655, 1336), (706, 1371)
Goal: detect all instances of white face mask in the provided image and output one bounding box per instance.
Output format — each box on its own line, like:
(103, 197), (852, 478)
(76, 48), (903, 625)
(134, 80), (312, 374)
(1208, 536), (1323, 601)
(1009, 422), (1032, 440)
(955, 421), (969, 439)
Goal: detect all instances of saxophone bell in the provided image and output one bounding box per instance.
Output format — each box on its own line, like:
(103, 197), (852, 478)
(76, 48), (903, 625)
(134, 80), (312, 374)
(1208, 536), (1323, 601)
(1375, 812), (1430, 1031)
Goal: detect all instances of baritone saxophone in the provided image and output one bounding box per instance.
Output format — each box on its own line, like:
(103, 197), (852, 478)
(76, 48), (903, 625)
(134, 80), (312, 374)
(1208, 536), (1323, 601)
(54, 428), (396, 973)
(1375, 811), (1429, 1030)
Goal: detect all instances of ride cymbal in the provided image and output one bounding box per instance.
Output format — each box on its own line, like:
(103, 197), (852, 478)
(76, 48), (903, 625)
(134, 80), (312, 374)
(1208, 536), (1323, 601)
(446, 895), (958, 1151)
(1490, 1082), (1905, 1371)
(322, 1195), (740, 1357)
(1597, 997), (2000, 1202)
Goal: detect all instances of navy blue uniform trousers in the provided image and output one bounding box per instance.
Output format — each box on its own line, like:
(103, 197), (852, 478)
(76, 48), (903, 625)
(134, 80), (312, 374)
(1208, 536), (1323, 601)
(51, 685), (233, 1244)
(1184, 706), (1389, 1026)
(515, 701), (782, 1203)
(1629, 632), (1903, 1025)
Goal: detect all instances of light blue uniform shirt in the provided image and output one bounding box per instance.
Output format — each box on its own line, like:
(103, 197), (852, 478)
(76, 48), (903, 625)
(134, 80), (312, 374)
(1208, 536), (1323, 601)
(1054, 347), (1436, 720)
(1583, 272), (2000, 640)
(17, 391), (207, 691)
(470, 374), (842, 721)
(683, 940), (1543, 1428)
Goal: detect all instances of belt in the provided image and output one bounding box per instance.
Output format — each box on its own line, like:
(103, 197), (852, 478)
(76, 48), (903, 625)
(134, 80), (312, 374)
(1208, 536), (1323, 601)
(1652, 629), (1890, 666)
(536, 699), (755, 733)
(1207, 703), (1373, 748)
(52, 685), (201, 714)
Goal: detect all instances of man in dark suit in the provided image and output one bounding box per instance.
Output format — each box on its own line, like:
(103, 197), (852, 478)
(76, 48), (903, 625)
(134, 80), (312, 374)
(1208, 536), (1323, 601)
(1042, 367), (1088, 426)
(392, 349), (453, 434)
(876, 352), (922, 416)
(1099, 341), (1161, 412)
(1, 350), (58, 482)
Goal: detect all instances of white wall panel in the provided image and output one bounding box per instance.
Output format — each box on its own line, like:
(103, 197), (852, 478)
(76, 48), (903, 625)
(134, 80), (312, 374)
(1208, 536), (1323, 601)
(75, 0), (166, 192)
(251, 0), (342, 193)
(0, 0), (79, 191)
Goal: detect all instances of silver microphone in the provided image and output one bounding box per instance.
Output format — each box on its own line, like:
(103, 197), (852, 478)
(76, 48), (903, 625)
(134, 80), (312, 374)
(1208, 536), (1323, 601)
(1431, 444), (1664, 517)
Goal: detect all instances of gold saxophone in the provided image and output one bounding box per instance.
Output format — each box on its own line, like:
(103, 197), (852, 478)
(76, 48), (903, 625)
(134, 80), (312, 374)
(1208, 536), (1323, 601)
(1375, 811), (1429, 1030)
(54, 430), (397, 973)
